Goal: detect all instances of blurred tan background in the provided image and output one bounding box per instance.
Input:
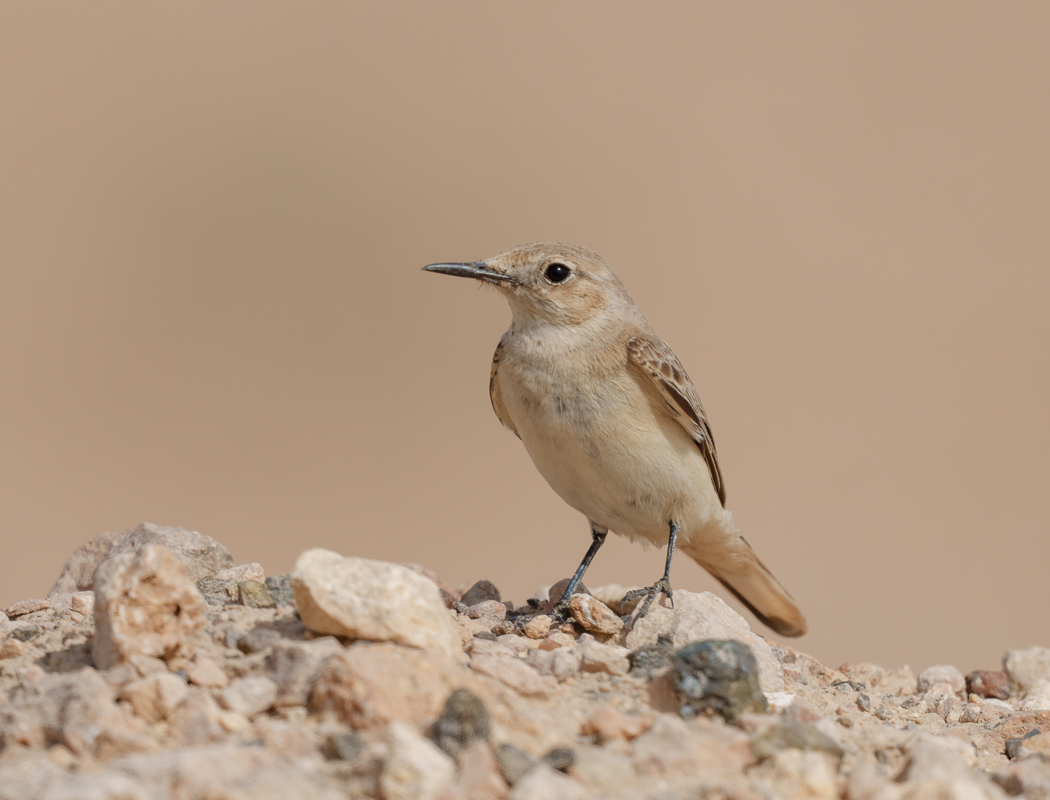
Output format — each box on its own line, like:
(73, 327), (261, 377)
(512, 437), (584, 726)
(2, 3), (1047, 673)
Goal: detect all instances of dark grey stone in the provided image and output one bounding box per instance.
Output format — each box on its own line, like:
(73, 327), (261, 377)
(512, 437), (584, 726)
(672, 639), (767, 721)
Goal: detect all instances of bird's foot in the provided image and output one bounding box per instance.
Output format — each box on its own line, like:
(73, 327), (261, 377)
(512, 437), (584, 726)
(622, 577), (674, 626)
(548, 600), (573, 625)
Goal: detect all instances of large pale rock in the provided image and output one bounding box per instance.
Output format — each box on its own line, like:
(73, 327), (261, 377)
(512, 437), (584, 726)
(622, 590), (785, 692)
(380, 721), (456, 800)
(92, 544), (207, 670)
(291, 549), (460, 656)
(311, 642), (465, 729)
(1004, 646), (1050, 694)
(50, 523), (234, 595)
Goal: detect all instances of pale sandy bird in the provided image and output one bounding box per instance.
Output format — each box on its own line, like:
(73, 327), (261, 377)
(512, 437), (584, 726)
(424, 243), (806, 637)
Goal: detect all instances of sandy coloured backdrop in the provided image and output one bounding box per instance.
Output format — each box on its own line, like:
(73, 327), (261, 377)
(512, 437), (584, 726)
(1, 3), (1048, 673)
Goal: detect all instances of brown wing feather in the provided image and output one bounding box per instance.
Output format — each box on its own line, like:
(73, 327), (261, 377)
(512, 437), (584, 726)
(489, 335), (520, 439)
(626, 337), (726, 506)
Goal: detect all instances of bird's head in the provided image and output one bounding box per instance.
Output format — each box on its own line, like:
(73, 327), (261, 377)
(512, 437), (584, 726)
(424, 242), (632, 327)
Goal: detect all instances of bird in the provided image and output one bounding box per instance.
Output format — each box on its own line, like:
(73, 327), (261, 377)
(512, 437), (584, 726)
(423, 243), (806, 637)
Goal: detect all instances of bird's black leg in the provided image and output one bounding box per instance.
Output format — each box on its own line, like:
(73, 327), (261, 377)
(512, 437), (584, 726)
(622, 520), (679, 623)
(549, 524), (607, 622)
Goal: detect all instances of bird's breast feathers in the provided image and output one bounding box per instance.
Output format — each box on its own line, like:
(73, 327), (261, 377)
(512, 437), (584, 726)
(495, 329), (722, 540)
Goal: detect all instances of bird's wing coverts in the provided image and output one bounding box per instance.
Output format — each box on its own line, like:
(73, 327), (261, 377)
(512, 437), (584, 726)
(627, 336), (726, 506)
(489, 336), (520, 438)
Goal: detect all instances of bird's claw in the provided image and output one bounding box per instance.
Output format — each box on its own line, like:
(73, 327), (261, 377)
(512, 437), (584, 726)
(548, 600), (573, 625)
(622, 577), (674, 626)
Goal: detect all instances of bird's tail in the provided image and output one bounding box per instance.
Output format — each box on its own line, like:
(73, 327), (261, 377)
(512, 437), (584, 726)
(681, 536), (807, 638)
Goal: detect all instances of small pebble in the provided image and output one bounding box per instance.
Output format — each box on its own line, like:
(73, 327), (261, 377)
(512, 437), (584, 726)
(432, 688), (492, 759)
(496, 743), (537, 786)
(239, 580), (275, 608)
(264, 575), (295, 606)
(466, 600), (507, 621)
(461, 580), (501, 606)
(329, 731), (365, 761)
(196, 577), (239, 606)
(967, 670), (1010, 700)
(569, 594), (623, 636)
(542, 747), (575, 772)
(522, 615), (552, 640)
(5, 598), (50, 618)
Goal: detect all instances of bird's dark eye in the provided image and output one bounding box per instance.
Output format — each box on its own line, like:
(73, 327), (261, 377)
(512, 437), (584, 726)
(544, 262), (571, 284)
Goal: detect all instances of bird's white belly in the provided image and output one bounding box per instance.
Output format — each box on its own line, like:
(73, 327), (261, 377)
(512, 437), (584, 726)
(502, 368), (721, 545)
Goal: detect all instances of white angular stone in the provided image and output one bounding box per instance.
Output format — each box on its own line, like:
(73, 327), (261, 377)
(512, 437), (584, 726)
(292, 549), (460, 656)
(218, 676), (278, 717)
(380, 720), (456, 800)
(622, 589), (785, 692)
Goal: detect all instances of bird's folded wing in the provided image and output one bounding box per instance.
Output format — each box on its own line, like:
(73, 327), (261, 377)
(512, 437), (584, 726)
(489, 336), (520, 438)
(627, 336), (726, 506)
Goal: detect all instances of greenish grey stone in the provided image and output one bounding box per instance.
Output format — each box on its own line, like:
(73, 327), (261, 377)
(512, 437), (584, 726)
(239, 580), (275, 608)
(433, 688), (491, 758)
(673, 639), (767, 722)
(264, 574), (295, 606)
(195, 577), (239, 606)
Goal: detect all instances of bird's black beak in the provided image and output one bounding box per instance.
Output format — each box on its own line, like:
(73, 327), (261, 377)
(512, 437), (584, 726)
(422, 261), (515, 286)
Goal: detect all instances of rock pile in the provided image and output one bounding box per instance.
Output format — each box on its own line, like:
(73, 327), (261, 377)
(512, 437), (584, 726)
(1, 523), (1049, 799)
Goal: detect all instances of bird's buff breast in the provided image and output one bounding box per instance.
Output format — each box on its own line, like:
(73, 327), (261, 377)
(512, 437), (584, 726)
(498, 353), (718, 543)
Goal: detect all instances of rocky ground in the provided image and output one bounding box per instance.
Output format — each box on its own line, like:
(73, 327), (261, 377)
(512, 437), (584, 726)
(2, 524), (1050, 800)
